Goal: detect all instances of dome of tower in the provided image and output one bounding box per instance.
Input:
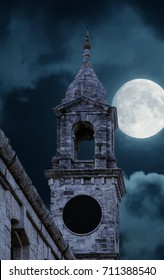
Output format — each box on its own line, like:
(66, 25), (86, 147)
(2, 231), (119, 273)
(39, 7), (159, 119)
(63, 31), (107, 104)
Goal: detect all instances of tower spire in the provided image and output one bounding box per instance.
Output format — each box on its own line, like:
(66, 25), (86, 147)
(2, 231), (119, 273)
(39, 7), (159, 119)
(83, 26), (91, 50)
(83, 26), (91, 65)
(63, 27), (107, 103)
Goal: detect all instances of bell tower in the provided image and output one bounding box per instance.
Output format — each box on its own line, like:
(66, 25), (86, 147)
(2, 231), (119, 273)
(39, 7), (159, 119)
(45, 30), (126, 259)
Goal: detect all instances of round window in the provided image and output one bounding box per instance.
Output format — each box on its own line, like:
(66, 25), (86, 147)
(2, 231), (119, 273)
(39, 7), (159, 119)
(63, 195), (102, 234)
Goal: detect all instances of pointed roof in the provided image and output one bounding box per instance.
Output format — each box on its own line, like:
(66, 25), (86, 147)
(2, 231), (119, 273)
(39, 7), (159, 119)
(63, 29), (107, 104)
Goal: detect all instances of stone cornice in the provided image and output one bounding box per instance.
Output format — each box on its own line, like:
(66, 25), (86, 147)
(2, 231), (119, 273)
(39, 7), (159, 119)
(0, 129), (75, 260)
(44, 167), (126, 200)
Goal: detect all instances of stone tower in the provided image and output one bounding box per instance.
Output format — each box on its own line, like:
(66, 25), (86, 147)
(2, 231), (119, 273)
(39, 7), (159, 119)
(45, 30), (125, 260)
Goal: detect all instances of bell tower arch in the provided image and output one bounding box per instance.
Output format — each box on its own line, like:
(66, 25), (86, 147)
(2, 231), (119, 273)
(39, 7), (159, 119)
(73, 121), (94, 160)
(45, 30), (125, 259)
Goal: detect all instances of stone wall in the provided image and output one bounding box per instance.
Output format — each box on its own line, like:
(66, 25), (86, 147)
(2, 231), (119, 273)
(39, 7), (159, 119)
(45, 96), (125, 260)
(49, 176), (120, 256)
(0, 129), (75, 260)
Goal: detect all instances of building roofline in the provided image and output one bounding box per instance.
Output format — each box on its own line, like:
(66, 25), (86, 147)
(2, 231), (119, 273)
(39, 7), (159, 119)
(0, 129), (75, 260)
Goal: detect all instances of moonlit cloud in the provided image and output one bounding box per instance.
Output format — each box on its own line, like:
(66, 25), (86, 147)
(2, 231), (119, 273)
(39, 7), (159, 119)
(120, 171), (164, 259)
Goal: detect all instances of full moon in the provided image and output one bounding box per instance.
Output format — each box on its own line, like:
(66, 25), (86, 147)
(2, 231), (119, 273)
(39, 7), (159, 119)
(112, 79), (164, 138)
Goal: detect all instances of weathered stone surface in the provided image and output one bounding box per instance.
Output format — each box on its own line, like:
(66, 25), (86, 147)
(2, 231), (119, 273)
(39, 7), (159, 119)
(45, 42), (126, 259)
(0, 129), (75, 260)
(63, 49), (107, 104)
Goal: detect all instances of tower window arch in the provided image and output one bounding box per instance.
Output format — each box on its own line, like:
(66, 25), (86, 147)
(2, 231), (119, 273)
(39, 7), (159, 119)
(73, 121), (95, 160)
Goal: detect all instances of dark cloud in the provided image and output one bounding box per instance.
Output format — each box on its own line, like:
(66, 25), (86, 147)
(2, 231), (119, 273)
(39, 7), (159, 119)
(126, 0), (164, 39)
(1, 72), (72, 205)
(0, 0), (111, 20)
(0, 13), (10, 39)
(155, 244), (164, 259)
(0, 0), (164, 47)
(125, 178), (164, 218)
(0, 0), (111, 44)
(115, 129), (164, 175)
(120, 172), (164, 259)
(0, 0), (164, 98)
(37, 54), (62, 66)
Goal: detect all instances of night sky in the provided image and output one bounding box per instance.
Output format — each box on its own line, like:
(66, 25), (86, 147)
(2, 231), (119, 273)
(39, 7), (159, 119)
(0, 0), (164, 260)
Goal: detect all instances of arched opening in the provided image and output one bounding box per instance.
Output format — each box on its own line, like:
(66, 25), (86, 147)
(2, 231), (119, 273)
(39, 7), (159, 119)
(74, 121), (94, 160)
(63, 195), (102, 234)
(11, 229), (22, 260)
(11, 219), (29, 260)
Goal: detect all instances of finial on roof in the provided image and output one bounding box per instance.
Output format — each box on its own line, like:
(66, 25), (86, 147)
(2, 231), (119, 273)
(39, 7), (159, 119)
(83, 26), (91, 50)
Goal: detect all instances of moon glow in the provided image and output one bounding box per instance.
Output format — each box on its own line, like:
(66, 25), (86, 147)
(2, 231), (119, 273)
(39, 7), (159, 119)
(112, 79), (164, 138)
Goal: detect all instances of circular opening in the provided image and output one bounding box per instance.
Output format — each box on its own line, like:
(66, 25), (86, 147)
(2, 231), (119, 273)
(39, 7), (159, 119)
(63, 195), (102, 234)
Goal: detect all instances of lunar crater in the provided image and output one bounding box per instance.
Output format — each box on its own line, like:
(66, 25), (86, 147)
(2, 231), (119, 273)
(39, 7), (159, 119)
(112, 79), (164, 138)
